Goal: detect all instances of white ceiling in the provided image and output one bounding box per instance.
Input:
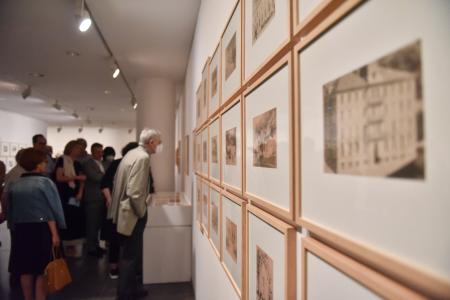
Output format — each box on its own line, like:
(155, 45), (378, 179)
(0, 0), (200, 128)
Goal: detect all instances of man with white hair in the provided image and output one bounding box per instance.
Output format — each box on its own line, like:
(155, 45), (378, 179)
(109, 128), (162, 300)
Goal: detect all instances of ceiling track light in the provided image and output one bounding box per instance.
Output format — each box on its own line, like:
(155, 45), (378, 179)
(52, 101), (62, 111)
(57, 126), (63, 133)
(112, 66), (120, 79)
(131, 98), (138, 110)
(99, 127), (104, 133)
(72, 111), (79, 119)
(128, 129), (133, 134)
(78, 0), (92, 32)
(78, 126), (84, 133)
(22, 85), (31, 99)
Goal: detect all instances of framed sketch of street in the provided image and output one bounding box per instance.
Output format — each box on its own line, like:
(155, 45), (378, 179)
(244, 54), (293, 221)
(295, 1), (450, 296)
(201, 128), (209, 177)
(221, 190), (247, 298)
(210, 43), (221, 115)
(201, 179), (209, 236)
(209, 117), (221, 184)
(209, 185), (221, 258)
(247, 205), (295, 300)
(196, 176), (202, 229)
(221, 1), (242, 103)
(244, 0), (290, 81)
(221, 96), (243, 195)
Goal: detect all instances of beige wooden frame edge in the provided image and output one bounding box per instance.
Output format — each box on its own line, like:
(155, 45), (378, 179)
(247, 204), (296, 299)
(209, 41), (223, 119)
(242, 0), (293, 82)
(200, 178), (210, 237)
(243, 52), (295, 223)
(195, 176), (203, 233)
(301, 237), (426, 300)
(220, 94), (244, 197)
(207, 183), (222, 260)
(220, 189), (247, 299)
(201, 57), (211, 125)
(208, 115), (222, 187)
(300, 218), (450, 299)
(195, 82), (203, 129)
(292, 0), (340, 37)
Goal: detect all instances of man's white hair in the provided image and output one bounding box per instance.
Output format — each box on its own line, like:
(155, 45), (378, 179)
(139, 128), (161, 145)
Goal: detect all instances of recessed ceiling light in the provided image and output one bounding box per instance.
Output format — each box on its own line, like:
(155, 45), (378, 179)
(28, 72), (45, 78)
(66, 51), (80, 57)
(104, 90), (111, 94)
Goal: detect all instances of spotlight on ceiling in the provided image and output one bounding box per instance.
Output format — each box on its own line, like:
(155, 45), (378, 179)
(131, 98), (138, 110)
(78, 0), (92, 32)
(113, 67), (120, 79)
(72, 111), (79, 119)
(128, 129), (133, 134)
(99, 127), (104, 133)
(57, 126), (63, 133)
(78, 126), (84, 133)
(52, 101), (62, 111)
(22, 85), (31, 99)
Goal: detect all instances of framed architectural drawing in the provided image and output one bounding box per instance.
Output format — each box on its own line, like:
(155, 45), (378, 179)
(6, 157), (15, 173)
(221, 0), (242, 103)
(201, 128), (209, 178)
(294, 1), (450, 298)
(247, 205), (295, 300)
(202, 58), (210, 124)
(10, 143), (19, 157)
(201, 179), (210, 235)
(196, 83), (203, 128)
(209, 42), (222, 116)
(209, 184), (221, 258)
(221, 190), (247, 298)
(244, 53), (293, 221)
(209, 117), (221, 185)
(221, 96), (243, 195)
(196, 176), (202, 228)
(184, 134), (190, 175)
(244, 0), (291, 81)
(1, 142), (10, 157)
(301, 237), (423, 299)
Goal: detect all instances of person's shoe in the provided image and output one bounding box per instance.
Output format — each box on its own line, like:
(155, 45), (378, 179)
(96, 246), (106, 254)
(109, 268), (119, 279)
(134, 289), (148, 299)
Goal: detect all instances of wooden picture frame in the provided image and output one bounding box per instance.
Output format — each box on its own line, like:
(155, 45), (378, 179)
(244, 52), (294, 223)
(201, 127), (209, 178)
(209, 42), (222, 117)
(196, 82), (203, 128)
(202, 58), (210, 125)
(196, 176), (203, 230)
(1, 142), (10, 157)
(247, 204), (296, 300)
(184, 134), (190, 175)
(301, 237), (424, 300)
(243, 0), (292, 82)
(201, 178), (210, 236)
(209, 116), (221, 186)
(221, 0), (243, 105)
(209, 183), (222, 259)
(221, 189), (247, 299)
(293, 1), (450, 298)
(221, 95), (244, 196)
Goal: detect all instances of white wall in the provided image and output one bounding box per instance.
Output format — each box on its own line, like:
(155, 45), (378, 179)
(47, 126), (136, 157)
(182, 1), (241, 299)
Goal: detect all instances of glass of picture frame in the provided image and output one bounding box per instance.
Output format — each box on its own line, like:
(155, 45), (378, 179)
(293, 1), (450, 298)
(201, 178), (210, 236)
(209, 117), (221, 185)
(201, 128), (209, 178)
(209, 184), (221, 259)
(221, 190), (247, 299)
(196, 133), (202, 174)
(196, 83), (203, 128)
(184, 134), (190, 175)
(1, 142), (10, 157)
(301, 237), (422, 300)
(196, 176), (202, 229)
(221, 95), (243, 195)
(202, 58), (210, 124)
(221, 0), (242, 103)
(247, 205), (296, 300)
(243, 0), (291, 81)
(244, 53), (294, 221)
(209, 42), (222, 116)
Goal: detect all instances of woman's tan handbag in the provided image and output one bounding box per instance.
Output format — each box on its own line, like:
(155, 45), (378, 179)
(44, 247), (72, 294)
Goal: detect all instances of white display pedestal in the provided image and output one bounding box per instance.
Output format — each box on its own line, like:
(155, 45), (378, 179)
(143, 192), (192, 284)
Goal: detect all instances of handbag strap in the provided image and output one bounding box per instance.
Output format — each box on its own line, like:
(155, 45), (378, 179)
(52, 246), (61, 260)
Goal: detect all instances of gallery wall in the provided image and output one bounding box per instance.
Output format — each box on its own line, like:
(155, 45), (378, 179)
(182, 0), (450, 300)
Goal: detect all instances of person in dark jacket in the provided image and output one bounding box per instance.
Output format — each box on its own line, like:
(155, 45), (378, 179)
(7, 148), (66, 300)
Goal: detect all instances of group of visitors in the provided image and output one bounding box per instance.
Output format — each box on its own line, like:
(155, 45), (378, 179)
(0, 128), (163, 300)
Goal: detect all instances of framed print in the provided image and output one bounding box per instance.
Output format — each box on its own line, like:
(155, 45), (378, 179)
(201, 128), (209, 178)
(244, 0), (291, 81)
(10, 143), (19, 157)
(221, 0), (242, 103)
(301, 237), (423, 300)
(6, 157), (15, 172)
(184, 135), (190, 175)
(1, 142), (10, 157)
(247, 205), (295, 300)
(196, 176), (202, 228)
(197, 133), (202, 173)
(221, 190), (247, 298)
(209, 117), (221, 185)
(196, 83), (203, 128)
(202, 58), (210, 124)
(294, 1), (450, 298)
(244, 53), (293, 221)
(201, 179), (210, 235)
(209, 184), (221, 258)
(209, 42), (222, 116)
(221, 96), (243, 195)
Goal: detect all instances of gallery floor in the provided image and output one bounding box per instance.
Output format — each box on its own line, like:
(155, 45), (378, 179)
(0, 224), (195, 300)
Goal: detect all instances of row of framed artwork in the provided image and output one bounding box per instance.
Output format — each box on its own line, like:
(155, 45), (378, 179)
(192, 0), (450, 299)
(1, 141), (30, 172)
(196, 176), (425, 300)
